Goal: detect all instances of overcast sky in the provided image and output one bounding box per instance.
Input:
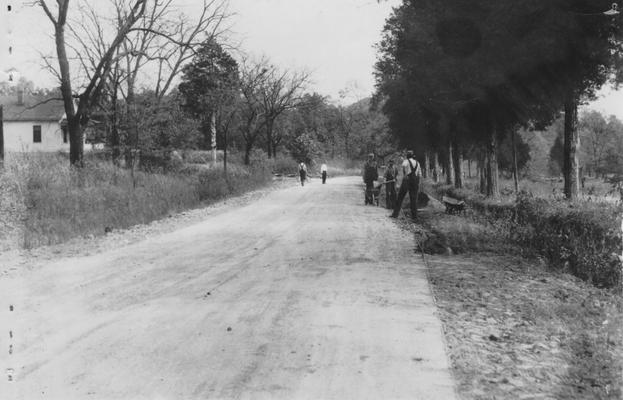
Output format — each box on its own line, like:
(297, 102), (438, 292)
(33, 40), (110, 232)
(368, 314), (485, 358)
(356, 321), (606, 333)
(1, 0), (622, 114)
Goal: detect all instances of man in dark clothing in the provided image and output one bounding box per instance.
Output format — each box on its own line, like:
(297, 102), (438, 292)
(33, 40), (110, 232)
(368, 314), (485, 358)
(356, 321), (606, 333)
(362, 153), (378, 205)
(391, 150), (421, 220)
(299, 161), (307, 186)
(384, 159), (398, 210)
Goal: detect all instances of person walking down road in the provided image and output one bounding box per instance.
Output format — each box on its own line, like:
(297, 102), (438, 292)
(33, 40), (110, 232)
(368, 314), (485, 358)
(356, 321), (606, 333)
(384, 159), (398, 210)
(299, 161), (307, 186)
(363, 153), (379, 205)
(391, 150), (421, 220)
(321, 163), (328, 184)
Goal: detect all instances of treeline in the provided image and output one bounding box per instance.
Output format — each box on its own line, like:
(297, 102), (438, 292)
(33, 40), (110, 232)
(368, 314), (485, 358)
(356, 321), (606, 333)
(26, 0), (389, 170)
(92, 44), (394, 169)
(375, 0), (623, 199)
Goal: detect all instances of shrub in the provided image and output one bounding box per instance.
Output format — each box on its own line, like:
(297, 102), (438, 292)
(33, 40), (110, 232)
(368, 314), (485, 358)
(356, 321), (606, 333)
(182, 150), (224, 164)
(271, 156), (298, 175)
(513, 193), (622, 288)
(423, 180), (622, 288)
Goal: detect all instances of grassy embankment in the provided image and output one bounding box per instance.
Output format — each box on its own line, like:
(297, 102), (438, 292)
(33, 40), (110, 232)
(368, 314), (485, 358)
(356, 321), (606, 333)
(0, 151), (274, 249)
(392, 175), (622, 399)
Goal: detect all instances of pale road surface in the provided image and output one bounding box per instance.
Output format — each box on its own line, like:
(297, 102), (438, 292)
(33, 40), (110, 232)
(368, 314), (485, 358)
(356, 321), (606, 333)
(0, 176), (457, 400)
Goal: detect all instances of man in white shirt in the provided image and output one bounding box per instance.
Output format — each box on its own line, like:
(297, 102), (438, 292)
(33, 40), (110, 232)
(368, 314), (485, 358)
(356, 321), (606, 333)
(391, 150), (422, 220)
(320, 163), (328, 184)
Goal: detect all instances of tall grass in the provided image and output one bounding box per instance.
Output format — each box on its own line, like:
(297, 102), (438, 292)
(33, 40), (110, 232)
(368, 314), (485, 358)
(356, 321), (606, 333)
(1, 153), (272, 249)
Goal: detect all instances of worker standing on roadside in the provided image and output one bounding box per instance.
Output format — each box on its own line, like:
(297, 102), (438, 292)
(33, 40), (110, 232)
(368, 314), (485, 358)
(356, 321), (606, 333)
(391, 150), (421, 220)
(321, 162), (328, 184)
(384, 159), (398, 210)
(299, 160), (307, 186)
(363, 153), (378, 205)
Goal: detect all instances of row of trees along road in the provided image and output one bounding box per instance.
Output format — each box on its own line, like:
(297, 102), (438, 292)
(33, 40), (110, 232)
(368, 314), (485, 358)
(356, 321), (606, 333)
(375, 0), (623, 199)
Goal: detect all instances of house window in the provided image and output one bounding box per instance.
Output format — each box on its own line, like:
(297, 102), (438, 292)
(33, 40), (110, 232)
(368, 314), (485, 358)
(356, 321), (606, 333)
(62, 126), (68, 143)
(33, 125), (42, 143)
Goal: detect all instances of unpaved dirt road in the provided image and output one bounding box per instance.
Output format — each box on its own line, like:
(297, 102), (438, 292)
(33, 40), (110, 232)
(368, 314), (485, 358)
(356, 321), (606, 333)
(1, 176), (456, 400)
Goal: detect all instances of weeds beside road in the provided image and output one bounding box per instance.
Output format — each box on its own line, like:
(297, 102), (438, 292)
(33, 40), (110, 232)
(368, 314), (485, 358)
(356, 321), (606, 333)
(0, 153), (273, 250)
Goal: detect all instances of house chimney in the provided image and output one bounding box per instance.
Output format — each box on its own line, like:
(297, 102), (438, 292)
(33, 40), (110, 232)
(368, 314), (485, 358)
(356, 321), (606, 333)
(17, 88), (24, 105)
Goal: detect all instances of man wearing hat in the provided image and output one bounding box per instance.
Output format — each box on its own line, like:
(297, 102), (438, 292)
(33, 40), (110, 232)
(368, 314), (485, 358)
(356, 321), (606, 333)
(391, 150), (421, 220)
(384, 159), (398, 209)
(362, 153), (378, 205)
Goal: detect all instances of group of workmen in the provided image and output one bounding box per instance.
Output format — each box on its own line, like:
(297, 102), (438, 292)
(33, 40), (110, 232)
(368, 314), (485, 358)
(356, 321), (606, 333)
(363, 150), (421, 221)
(297, 150), (421, 220)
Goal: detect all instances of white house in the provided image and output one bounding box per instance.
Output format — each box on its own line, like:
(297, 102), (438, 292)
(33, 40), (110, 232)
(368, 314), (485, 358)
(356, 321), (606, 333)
(0, 90), (69, 153)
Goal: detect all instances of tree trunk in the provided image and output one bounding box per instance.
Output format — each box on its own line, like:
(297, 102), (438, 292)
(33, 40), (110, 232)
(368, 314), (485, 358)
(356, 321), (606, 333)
(467, 159), (471, 178)
(446, 141), (454, 185)
(111, 123), (120, 166)
(211, 112), (217, 167)
(486, 123), (499, 198)
(511, 129), (519, 194)
(478, 149), (487, 194)
(223, 126), (228, 176)
(564, 92), (580, 200)
(423, 152), (430, 179)
(266, 120), (273, 158)
(110, 91), (120, 166)
(433, 152), (440, 183)
(126, 79), (139, 183)
(54, 21), (83, 166)
(452, 140), (463, 189)
(244, 142), (253, 165)
(68, 118), (84, 167)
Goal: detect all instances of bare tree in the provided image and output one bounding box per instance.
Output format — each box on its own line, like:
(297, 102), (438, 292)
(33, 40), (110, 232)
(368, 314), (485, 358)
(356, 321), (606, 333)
(37, 0), (232, 166)
(259, 66), (311, 158)
(118, 0), (232, 175)
(37, 0), (148, 166)
(238, 58), (269, 165)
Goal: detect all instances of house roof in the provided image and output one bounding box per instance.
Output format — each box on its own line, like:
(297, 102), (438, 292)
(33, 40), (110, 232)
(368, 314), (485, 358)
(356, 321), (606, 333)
(0, 93), (66, 122)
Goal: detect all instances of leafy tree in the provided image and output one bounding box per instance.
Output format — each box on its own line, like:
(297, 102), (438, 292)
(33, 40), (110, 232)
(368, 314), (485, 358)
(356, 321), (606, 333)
(132, 91), (201, 151)
(287, 132), (320, 166)
(579, 110), (620, 176)
(179, 41), (240, 150)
